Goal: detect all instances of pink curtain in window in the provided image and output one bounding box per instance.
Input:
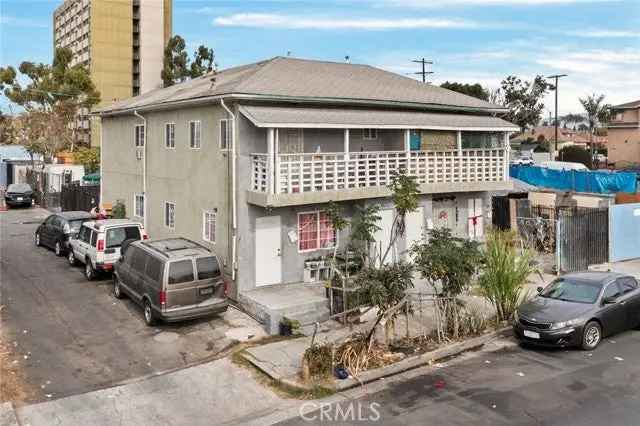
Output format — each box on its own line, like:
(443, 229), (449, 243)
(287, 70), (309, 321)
(319, 212), (336, 248)
(299, 213), (318, 251)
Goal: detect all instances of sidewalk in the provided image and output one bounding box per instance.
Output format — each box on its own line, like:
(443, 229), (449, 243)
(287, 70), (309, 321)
(12, 358), (296, 426)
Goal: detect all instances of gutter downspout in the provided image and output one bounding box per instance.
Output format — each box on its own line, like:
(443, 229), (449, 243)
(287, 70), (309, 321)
(133, 110), (147, 231)
(221, 99), (237, 281)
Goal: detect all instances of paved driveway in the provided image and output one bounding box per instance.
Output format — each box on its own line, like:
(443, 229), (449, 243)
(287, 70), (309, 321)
(0, 208), (264, 403)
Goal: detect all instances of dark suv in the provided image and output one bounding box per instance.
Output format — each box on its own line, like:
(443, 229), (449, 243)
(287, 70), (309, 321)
(113, 238), (228, 326)
(35, 211), (93, 256)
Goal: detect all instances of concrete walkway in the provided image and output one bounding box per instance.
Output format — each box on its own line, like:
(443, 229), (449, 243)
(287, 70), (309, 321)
(12, 358), (296, 426)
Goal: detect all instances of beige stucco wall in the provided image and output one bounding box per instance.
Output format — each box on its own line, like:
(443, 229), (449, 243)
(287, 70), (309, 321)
(608, 127), (640, 166)
(101, 103), (232, 273)
(139, 0), (167, 93)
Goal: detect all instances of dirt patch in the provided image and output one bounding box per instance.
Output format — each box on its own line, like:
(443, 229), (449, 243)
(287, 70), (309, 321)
(0, 335), (32, 404)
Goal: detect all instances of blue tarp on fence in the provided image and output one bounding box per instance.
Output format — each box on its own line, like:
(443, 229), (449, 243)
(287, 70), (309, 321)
(510, 165), (637, 194)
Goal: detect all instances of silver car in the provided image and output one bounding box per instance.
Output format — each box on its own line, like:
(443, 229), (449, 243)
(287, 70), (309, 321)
(113, 238), (228, 326)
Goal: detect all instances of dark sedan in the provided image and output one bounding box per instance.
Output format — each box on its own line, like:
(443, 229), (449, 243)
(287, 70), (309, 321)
(4, 183), (34, 207)
(514, 272), (640, 350)
(35, 211), (93, 256)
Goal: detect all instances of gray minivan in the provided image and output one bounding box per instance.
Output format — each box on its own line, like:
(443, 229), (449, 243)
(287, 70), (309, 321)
(113, 238), (228, 326)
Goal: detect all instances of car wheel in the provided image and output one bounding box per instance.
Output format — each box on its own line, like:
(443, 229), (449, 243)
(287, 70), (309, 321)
(54, 241), (63, 256)
(113, 275), (125, 299)
(143, 299), (156, 326)
(35, 232), (41, 247)
(581, 321), (602, 350)
(68, 250), (77, 266)
(85, 261), (96, 281)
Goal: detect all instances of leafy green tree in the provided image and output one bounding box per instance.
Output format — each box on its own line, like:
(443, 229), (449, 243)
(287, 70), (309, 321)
(0, 48), (100, 156)
(501, 75), (553, 134)
(561, 113), (584, 130)
(348, 204), (382, 265)
(73, 146), (100, 173)
(440, 81), (489, 101)
(162, 35), (216, 87)
(579, 94), (611, 156)
(411, 228), (482, 298)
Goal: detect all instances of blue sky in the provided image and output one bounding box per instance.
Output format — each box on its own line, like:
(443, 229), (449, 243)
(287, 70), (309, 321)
(1, 0), (639, 115)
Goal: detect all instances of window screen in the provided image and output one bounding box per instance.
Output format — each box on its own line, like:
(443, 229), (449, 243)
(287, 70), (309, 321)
(168, 260), (194, 284)
(196, 257), (221, 280)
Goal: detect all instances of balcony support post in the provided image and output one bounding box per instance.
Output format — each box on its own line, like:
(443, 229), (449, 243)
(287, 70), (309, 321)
(343, 129), (350, 160)
(457, 131), (463, 182)
(267, 128), (275, 194)
(503, 131), (510, 181)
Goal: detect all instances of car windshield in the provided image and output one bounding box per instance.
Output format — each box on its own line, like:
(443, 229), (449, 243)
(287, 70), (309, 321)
(68, 219), (86, 233)
(540, 278), (602, 304)
(105, 226), (141, 248)
(7, 183), (31, 193)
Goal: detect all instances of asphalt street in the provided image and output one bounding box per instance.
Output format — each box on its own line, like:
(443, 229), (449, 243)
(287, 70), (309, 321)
(0, 207), (260, 403)
(280, 331), (640, 426)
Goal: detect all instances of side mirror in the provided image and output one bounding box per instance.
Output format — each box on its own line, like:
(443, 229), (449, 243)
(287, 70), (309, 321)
(602, 296), (617, 305)
(536, 286), (544, 293)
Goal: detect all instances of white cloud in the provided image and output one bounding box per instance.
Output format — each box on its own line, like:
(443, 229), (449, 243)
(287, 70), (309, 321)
(0, 16), (48, 29)
(213, 13), (480, 30)
(566, 30), (640, 38)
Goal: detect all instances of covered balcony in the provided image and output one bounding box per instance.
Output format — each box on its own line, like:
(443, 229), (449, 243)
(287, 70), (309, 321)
(242, 106), (518, 207)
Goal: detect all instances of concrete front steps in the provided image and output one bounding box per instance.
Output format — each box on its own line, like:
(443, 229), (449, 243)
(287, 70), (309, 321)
(239, 283), (331, 334)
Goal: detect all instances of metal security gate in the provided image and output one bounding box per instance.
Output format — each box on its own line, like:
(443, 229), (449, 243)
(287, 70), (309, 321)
(61, 183), (100, 212)
(557, 209), (609, 272)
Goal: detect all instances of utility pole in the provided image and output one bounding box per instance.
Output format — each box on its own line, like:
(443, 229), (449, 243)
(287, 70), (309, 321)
(411, 58), (433, 83)
(546, 74), (567, 159)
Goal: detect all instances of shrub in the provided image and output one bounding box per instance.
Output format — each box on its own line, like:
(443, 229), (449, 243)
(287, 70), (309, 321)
(302, 343), (333, 380)
(559, 145), (592, 169)
(111, 199), (126, 219)
(478, 230), (534, 321)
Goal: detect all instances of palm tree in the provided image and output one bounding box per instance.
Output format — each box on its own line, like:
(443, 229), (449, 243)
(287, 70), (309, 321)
(579, 94), (611, 157)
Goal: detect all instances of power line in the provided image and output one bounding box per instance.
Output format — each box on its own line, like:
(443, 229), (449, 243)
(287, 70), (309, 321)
(411, 58), (434, 83)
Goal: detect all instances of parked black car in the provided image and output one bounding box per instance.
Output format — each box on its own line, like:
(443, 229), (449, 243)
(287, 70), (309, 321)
(35, 211), (93, 256)
(514, 272), (640, 350)
(4, 183), (34, 207)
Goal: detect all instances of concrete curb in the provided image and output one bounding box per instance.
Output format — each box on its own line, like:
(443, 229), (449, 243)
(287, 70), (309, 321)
(241, 327), (512, 393)
(0, 402), (19, 426)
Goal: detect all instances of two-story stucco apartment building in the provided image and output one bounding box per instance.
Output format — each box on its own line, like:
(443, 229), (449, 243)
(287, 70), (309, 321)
(608, 100), (640, 168)
(96, 57), (517, 324)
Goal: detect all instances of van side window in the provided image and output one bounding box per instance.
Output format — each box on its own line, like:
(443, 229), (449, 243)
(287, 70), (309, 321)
(146, 256), (163, 283)
(196, 257), (221, 280)
(78, 226), (89, 242)
(131, 249), (147, 273)
(168, 260), (194, 284)
(124, 246), (137, 265)
(90, 230), (97, 247)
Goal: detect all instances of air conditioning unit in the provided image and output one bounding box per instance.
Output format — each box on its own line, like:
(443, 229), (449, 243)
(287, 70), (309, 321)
(136, 149), (143, 160)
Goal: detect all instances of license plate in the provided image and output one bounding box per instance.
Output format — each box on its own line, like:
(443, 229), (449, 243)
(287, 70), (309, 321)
(200, 287), (214, 296)
(16, 197), (23, 201)
(524, 330), (540, 339)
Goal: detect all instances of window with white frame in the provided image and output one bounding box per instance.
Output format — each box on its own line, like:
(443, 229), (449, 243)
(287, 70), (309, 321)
(165, 123), (175, 148)
(220, 119), (232, 150)
(202, 209), (216, 243)
(164, 202), (176, 228)
(134, 193), (144, 218)
(298, 211), (336, 252)
(135, 124), (145, 147)
(189, 121), (201, 149)
(363, 128), (377, 140)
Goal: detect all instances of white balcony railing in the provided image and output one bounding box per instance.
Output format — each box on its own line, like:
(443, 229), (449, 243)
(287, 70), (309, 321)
(251, 149), (508, 194)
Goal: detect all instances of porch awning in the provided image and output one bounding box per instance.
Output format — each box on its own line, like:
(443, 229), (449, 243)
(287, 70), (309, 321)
(239, 105), (519, 131)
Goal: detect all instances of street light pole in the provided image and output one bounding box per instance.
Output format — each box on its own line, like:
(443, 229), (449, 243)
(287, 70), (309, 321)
(546, 74), (567, 160)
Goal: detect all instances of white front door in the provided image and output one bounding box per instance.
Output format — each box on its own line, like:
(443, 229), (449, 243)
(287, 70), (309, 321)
(405, 207), (424, 258)
(373, 209), (394, 265)
(279, 129), (304, 153)
(255, 216), (282, 286)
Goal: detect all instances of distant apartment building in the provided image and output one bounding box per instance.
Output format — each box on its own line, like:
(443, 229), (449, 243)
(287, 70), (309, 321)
(608, 100), (640, 168)
(53, 0), (172, 146)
